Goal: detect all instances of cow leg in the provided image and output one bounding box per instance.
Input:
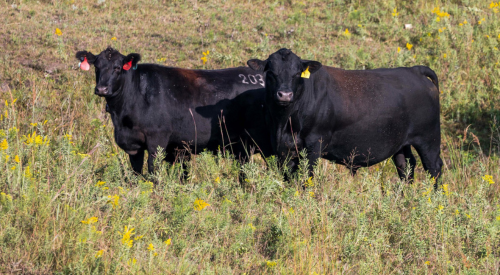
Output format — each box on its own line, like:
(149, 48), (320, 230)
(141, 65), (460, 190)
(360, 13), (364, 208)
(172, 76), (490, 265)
(391, 145), (416, 182)
(129, 149), (145, 174)
(350, 167), (358, 176)
(413, 140), (443, 190)
(146, 136), (170, 174)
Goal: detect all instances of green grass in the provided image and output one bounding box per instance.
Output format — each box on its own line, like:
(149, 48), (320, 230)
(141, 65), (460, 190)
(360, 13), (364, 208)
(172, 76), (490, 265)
(1, 0), (500, 273)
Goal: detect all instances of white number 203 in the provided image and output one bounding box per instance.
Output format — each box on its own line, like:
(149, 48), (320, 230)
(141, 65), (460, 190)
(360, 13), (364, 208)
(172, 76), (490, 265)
(239, 74), (265, 87)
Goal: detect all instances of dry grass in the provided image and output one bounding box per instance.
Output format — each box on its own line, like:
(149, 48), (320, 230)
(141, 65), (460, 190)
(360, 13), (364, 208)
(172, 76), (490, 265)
(0, 0), (500, 274)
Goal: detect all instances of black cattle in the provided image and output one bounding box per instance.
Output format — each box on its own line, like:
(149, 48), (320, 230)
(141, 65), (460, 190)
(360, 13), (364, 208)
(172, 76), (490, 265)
(248, 48), (443, 187)
(75, 47), (272, 174)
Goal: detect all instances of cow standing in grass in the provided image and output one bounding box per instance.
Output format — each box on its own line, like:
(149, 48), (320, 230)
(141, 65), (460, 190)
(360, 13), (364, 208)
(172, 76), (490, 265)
(248, 48), (443, 188)
(76, 47), (272, 174)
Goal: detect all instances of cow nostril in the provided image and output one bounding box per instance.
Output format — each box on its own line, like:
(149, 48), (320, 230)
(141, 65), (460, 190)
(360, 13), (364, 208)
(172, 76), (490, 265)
(97, 86), (108, 93)
(277, 91), (292, 102)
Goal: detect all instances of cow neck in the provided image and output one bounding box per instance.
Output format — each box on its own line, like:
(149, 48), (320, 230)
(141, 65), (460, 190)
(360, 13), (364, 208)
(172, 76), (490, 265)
(271, 74), (322, 143)
(105, 70), (142, 116)
(273, 77), (314, 129)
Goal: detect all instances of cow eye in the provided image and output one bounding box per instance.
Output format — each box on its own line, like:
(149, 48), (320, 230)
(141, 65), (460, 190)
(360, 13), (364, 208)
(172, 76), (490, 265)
(114, 66), (121, 71)
(294, 72), (301, 78)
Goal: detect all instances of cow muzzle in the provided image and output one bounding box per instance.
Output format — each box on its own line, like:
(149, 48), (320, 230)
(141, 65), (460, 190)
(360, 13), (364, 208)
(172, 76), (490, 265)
(276, 91), (293, 103)
(95, 86), (109, 96)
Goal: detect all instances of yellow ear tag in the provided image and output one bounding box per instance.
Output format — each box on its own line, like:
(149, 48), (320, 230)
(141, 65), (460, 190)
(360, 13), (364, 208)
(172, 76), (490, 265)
(301, 67), (310, 79)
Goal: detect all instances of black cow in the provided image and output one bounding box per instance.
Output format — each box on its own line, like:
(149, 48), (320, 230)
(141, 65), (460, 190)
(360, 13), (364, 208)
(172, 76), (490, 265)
(75, 47), (272, 174)
(247, 48), (443, 187)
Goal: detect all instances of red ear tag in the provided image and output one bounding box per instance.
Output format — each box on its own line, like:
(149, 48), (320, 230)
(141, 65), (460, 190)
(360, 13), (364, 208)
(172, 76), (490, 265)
(80, 57), (90, 71)
(123, 60), (132, 71)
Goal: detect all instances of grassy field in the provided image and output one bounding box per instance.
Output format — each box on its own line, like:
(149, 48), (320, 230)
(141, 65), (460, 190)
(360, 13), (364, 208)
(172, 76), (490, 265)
(1, 0), (500, 273)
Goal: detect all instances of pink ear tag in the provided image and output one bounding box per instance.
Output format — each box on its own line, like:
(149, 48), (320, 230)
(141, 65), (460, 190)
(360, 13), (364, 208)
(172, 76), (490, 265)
(80, 57), (90, 71)
(123, 60), (132, 71)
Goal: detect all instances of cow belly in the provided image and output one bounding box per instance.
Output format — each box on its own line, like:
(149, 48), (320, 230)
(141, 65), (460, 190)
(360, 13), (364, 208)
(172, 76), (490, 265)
(325, 122), (409, 167)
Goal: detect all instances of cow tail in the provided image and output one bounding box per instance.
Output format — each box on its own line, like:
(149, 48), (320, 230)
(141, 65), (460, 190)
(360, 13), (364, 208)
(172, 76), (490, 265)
(417, 66), (439, 91)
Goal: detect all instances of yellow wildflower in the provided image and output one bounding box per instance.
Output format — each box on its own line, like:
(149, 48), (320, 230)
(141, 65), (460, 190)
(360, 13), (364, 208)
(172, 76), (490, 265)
(294, 190), (300, 197)
(81, 217), (98, 224)
(466, 214), (471, 219)
(119, 226), (135, 248)
(111, 36), (117, 41)
(107, 195), (120, 208)
(266, 261), (277, 268)
(483, 175), (495, 184)
(0, 139), (8, 150)
(201, 50), (209, 65)
(406, 43), (413, 50)
(309, 191), (315, 198)
(95, 250), (104, 258)
(148, 243), (158, 256)
(55, 28), (62, 36)
(24, 166), (32, 179)
(289, 207), (295, 214)
(304, 177), (314, 187)
(0, 192), (13, 203)
(248, 223), (256, 231)
(127, 258), (137, 265)
(214, 176), (220, 183)
(91, 226), (102, 235)
(14, 155), (20, 163)
(30, 123), (37, 127)
(442, 184), (450, 196)
(134, 235), (144, 241)
(397, 47), (401, 53)
(95, 181), (106, 187)
(392, 8), (399, 17)
(425, 261), (430, 265)
(344, 28), (351, 36)
(5, 155), (9, 162)
(437, 205), (444, 211)
(23, 131), (49, 146)
(164, 238), (172, 246)
(193, 198), (210, 211)
(443, 53), (447, 59)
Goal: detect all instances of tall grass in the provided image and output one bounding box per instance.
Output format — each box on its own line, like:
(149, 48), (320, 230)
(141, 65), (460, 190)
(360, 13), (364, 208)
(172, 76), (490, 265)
(0, 0), (499, 273)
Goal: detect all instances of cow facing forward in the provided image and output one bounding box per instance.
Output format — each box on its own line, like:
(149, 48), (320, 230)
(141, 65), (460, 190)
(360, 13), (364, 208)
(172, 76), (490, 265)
(76, 47), (272, 174)
(248, 48), (443, 187)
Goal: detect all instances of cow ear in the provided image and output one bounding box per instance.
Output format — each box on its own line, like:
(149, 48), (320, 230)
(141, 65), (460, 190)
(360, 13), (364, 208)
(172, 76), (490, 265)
(302, 60), (322, 74)
(123, 53), (141, 70)
(75, 51), (97, 64)
(76, 51), (96, 71)
(247, 59), (268, 72)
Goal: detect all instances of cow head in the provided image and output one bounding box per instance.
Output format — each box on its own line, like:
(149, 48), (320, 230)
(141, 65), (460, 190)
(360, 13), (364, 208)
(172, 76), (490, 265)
(75, 47), (141, 97)
(247, 48), (321, 106)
